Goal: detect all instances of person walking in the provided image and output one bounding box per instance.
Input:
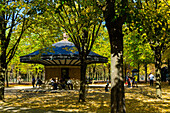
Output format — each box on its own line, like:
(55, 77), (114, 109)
(149, 73), (154, 86)
(32, 76), (35, 88)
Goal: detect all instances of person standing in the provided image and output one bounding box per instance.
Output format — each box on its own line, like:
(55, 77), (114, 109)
(134, 75), (138, 88)
(127, 76), (132, 88)
(32, 76), (35, 88)
(36, 76), (40, 88)
(52, 80), (58, 90)
(149, 73), (154, 86)
(106, 78), (109, 85)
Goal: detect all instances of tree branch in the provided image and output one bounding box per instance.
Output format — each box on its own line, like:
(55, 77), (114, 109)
(72, 1), (80, 17)
(6, 11), (15, 49)
(163, 0), (170, 8)
(70, 4), (79, 32)
(89, 21), (102, 53)
(6, 17), (26, 64)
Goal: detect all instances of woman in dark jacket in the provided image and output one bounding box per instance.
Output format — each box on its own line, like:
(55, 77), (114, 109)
(32, 76), (35, 88)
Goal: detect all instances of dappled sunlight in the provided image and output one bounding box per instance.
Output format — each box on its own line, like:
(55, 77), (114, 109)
(0, 83), (169, 112)
(125, 83), (170, 113)
(2, 88), (110, 112)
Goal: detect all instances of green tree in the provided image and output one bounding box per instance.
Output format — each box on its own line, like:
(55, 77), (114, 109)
(92, 28), (110, 62)
(128, 0), (169, 98)
(37, 0), (103, 102)
(92, 27), (110, 81)
(96, 0), (128, 112)
(8, 27), (57, 83)
(162, 43), (170, 85)
(92, 27), (110, 80)
(123, 28), (154, 82)
(0, 1), (37, 100)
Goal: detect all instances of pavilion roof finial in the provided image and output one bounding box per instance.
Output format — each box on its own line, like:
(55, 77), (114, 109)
(63, 32), (69, 41)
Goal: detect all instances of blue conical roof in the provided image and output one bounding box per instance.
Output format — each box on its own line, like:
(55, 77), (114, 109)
(20, 40), (108, 66)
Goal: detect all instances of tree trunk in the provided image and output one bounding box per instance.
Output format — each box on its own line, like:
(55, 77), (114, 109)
(0, 25), (7, 100)
(125, 62), (127, 82)
(92, 65), (95, 79)
(155, 47), (162, 98)
(145, 64), (148, 83)
(108, 63), (111, 81)
(5, 69), (9, 87)
(104, 67), (106, 81)
(16, 68), (18, 83)
(104, 0), (126, 111)
(27, 69), (29, 82)
(79, 56), (87, 102)
(106, 20), (126, 113)
(0, 49), (7, 100)
(110, 52), (125, 113)
(137, 63), (140, 82)
(168, 59), (170, 85)
(89, 66), (91, 83)
(0, 65), (5, 100)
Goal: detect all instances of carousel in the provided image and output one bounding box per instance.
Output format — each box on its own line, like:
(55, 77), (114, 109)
(20, 39), (108, 80)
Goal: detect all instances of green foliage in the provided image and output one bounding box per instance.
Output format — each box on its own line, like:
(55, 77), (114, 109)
(0, 1), (38, 65)
(92, 27), (110, 65)
(162, 43), (170, 61)
(124, 0), (169, 66)
(125, 0), (169, 98)
(123, 26), (154, 67)
(128, 0), (169, 48)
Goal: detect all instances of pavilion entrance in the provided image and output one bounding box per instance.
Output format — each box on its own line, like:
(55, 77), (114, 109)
(61, 68), (69, 79)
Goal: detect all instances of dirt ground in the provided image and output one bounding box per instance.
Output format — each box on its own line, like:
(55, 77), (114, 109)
(0, 82), (169, 113)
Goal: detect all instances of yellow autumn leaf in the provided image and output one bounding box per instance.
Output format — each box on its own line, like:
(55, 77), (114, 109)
(162, 28), (166, 31)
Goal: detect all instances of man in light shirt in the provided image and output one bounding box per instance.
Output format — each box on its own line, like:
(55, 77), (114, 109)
(149, 73), (154, 86)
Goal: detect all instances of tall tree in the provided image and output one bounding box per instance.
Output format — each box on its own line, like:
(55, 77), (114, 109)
(0, 0), (36, 100)
(128, 0), (169, 98)
(39, 0), (103, 102)
(97, 0), (128, 112)
(123, 28), (154, 82)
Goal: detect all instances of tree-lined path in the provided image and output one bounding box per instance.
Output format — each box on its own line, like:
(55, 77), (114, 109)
(1, 0), (169, 112)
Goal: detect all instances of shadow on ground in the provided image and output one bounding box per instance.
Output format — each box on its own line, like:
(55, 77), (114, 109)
(0, 83), (169, 113)
(1, 88), (110, 113)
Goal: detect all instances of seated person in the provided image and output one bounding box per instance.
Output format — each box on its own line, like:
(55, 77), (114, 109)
(52, 80), (58, 90)
(67, 77), (73, 90)
(49, 78), (54, 85)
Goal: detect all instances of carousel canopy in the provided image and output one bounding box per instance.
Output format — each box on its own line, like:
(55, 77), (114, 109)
(20, 40), (108, 66)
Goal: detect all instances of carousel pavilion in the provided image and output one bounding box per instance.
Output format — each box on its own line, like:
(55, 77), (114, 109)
(20, 39), (108, 80)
